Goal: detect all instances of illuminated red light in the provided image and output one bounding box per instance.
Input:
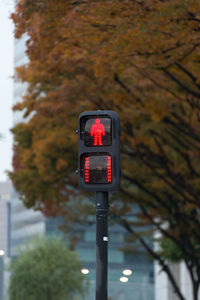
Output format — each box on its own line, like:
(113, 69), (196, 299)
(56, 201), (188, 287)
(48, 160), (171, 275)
(84, 155), (112, 184)
(90, 119), (105, 146)
(84, 157), (89, 183)
(107, 156), (112, 182)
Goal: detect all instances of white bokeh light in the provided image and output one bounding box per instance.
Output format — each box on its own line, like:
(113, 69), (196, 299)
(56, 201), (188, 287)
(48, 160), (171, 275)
(0, 250), (5, 256)
(120, 276), (129, 283)
(81, 268), (90, 275)
(122, 269), (132, 276)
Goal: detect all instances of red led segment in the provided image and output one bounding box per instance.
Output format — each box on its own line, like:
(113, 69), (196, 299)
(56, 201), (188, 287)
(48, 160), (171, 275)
(84, 157), (89, 183)
(90, 119), (105, 146)
(107, 156), (112, 182)
(83, 155), (112, 184)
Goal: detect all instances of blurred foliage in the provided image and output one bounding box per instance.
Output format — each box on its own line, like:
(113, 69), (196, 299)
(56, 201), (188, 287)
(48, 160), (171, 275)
(9, 236), (87, 300)
(158, 238), (183, 263)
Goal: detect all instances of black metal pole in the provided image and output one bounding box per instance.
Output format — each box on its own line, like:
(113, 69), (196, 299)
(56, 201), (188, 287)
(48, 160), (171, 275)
(96, 191), (109, 300)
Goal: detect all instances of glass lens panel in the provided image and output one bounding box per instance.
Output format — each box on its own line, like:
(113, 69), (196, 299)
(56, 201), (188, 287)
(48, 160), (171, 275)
(84, 155), (112, 184)
(84, 117), (111, 146)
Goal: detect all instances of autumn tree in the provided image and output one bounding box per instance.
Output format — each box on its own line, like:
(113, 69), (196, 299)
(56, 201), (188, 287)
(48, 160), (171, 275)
(9, 1), (200, 299)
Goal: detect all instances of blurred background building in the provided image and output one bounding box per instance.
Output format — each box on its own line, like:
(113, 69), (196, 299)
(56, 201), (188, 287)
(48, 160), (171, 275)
(75, 220), (154, 300)
(11, 34), (46, 257)
(0, 181), (12, 300)
(155, 261), (200, 300)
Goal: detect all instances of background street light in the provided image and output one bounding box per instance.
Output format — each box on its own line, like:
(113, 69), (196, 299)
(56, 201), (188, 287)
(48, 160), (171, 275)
(0, 250), (5, 256)
(122, 269), (132, 276)
(81, 268), (90, 275)
(120, 277), (129, 283)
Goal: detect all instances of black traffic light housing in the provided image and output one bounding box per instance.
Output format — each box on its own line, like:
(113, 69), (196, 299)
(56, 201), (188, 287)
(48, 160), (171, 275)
(78, 110), (121, 192)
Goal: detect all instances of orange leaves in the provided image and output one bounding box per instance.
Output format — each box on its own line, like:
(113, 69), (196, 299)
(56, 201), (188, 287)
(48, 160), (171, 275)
(10, 0), (200, 232)
(8, 2), (200, 287)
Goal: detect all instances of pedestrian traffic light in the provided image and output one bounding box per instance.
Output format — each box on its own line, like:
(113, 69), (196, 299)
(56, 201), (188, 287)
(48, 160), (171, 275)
(78, 110), (121, 192)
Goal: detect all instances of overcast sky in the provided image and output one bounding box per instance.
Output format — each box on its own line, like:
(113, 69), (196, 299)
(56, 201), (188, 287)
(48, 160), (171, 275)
(0, 0), (14, 182)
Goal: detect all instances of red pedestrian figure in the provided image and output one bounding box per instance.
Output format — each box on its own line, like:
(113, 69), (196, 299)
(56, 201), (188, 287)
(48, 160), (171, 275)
(90, 119), (105, 146)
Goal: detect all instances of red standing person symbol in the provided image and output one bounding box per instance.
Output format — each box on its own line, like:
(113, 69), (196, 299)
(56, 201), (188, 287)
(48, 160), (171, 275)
(90, 119), (105, 146)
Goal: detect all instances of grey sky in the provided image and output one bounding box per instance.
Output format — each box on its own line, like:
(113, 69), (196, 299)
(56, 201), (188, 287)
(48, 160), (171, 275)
(0, 0), (14, 181)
